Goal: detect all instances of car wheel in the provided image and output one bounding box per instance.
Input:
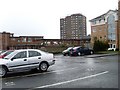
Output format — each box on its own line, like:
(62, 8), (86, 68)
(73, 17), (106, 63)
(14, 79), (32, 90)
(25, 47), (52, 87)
(78, 52), (81, 56)
(63, 54), (66, 56)
(90, 51), (93, 55)
(39, 62), (48, 72)
(0, 66), (7, 77)
(68, 53), (70, 56)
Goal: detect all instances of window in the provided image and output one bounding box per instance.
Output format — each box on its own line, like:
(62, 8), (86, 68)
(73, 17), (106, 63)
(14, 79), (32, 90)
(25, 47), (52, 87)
(18, 39), (20, 42)
(99, 19), (101, 22)
(93, 29), (96, 32)
(110, 44), (112, 48)
(12, 38), (16, 41)
(29, 51), (41, 57)
(84, 47), (89, 50)
(22, 38), (27, 42)
(28, 38), (32, 42)
(13, 51), (27, 59)
(113, 45), (116, 48)
(107, 14), (116, 40)
(94, 20), (96, 24)
(104, 18), (105, 21)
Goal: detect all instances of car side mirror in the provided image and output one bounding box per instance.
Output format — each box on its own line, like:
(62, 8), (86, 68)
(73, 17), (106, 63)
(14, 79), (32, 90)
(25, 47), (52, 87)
(11, 58), (15, 61)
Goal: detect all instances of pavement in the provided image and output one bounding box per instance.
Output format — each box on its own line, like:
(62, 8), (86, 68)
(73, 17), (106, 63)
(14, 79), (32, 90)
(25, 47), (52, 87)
(85, 53), (118, 58)
(55, 52), (118, 58)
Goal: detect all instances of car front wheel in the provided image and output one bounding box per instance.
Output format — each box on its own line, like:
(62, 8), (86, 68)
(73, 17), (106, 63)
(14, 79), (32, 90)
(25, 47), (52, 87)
(39, 62), (48, 72)
(78, 52), (81, 56)
(63, 54), (66, 56)
(0, 66), (7, 77)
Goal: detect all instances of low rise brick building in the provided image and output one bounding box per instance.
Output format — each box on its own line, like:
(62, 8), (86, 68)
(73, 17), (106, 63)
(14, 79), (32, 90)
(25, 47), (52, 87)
(0, 32), (44, 50)
(0, 32), (91, 50)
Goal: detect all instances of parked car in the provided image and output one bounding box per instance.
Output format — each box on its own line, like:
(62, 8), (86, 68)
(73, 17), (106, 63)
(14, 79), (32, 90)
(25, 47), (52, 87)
(70, 46), (94, 56)
(108, 48), (116, 51)
(62, 47), (73, 56)
(0, 50), (2, 54)
(0, 50), (14, 58)
(0, 49), (55, 77)
(0, 50), (6, 55)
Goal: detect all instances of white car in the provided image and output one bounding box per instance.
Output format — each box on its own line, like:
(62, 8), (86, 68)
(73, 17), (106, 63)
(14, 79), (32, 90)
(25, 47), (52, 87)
(0, 49), (55, 77)
(108, 48), (116, 51)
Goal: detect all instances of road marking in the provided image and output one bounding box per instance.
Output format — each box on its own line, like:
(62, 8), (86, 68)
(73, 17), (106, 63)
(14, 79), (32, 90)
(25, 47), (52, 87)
(5, 82), (15, 86)
(87, 68), (94, 71)
(32, 71), (109, 89)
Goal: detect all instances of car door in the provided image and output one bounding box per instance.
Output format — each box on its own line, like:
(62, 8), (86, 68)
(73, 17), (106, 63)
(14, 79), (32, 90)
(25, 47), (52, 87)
(27, 50), (42, 69)
(8, 51), (29, 71)
(79, 47), (84, 53)
(84, 47), (89, 55)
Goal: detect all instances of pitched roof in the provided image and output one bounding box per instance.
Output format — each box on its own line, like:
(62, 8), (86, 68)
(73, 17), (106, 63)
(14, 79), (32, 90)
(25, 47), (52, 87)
(89, 9), (118, 22)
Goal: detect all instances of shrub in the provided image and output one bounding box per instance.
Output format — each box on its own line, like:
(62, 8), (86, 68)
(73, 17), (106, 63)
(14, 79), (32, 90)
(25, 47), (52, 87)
(93, 40), (109, 52)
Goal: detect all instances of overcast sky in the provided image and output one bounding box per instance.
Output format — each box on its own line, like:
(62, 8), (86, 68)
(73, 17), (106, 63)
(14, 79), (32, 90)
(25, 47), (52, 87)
(0, 0), (118, 39)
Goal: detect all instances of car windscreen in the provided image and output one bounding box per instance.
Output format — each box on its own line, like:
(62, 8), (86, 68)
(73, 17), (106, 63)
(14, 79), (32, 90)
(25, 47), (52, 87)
(67, 47), (73, 50)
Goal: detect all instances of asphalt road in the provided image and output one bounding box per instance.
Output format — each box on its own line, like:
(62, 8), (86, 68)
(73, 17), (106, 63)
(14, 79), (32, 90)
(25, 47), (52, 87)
(0, 54), (119, 89)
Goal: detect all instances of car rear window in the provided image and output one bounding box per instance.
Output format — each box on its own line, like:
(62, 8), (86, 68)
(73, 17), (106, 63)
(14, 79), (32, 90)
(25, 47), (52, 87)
(28, 51), (41, 57)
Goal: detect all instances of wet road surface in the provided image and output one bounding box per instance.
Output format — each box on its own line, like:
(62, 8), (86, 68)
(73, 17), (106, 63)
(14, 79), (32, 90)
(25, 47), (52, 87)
(0, 54), (119, 89)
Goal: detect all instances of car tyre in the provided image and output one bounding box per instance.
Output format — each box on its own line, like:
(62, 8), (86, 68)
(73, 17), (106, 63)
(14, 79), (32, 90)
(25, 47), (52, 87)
(39, 62), (48, 72)
(0, 66), (7, 77)
(90, 51), (93, 55)
(63, 54), (66, 56)
(78, 52), (81, 56)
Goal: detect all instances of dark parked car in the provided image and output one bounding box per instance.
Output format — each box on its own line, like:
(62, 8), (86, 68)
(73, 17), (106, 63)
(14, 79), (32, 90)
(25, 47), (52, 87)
(70, 46), (94, 56)
(62, 47), (73, 56)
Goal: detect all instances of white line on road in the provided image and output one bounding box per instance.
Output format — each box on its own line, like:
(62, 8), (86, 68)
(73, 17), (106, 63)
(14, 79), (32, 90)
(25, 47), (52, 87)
(33, 71), (109, 89)
(5, 82), (15, 86)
